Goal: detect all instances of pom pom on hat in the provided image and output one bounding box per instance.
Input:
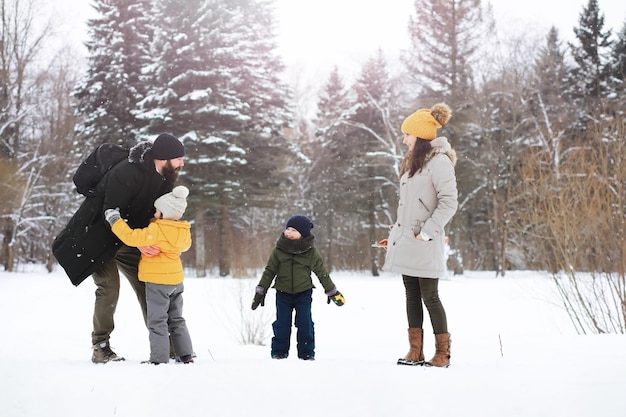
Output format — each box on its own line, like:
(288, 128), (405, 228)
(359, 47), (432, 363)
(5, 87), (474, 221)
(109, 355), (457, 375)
(401, 103), (452, 140)
(154, 186), (189, 220)
(286, 214), (314, 237)
(151, 133), (185, 160)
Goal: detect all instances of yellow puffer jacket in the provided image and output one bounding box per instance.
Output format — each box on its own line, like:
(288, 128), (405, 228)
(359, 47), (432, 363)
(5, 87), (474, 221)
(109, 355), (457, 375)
(111, 218), (192, 285)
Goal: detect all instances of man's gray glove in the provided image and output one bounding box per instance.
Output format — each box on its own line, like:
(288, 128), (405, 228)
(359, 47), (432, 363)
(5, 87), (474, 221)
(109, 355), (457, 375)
(104, 208), (121, 226)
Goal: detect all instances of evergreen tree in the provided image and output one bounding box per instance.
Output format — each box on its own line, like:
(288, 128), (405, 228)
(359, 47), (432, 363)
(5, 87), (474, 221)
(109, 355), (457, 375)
(315, 67), (352, 135)
(529, 26), (572, 164)
(608, 20), (626, 110)
(72, 0), (152, 150)
(230, 0), (293, 137)
(308, 67), (355, 271)
(348, 51), (404, 274)
(403, 0), (492, 272)
(136, 0), (292, 205)
(534, 27), (568, 110)
(308, 53), (403, 273)
(567, 0), (613, 105)
(500, 28), (574, 272)
(134, 0), (231, 138)
(135, 0), (294, 275)
(404, 0), (487, 109)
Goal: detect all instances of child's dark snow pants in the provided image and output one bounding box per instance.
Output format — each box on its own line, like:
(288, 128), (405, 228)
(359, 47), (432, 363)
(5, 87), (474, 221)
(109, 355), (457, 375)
(271, 289), (315, 358)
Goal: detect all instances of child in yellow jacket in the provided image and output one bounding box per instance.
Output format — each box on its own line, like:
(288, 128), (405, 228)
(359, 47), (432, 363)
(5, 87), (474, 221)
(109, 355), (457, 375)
(105, 185), (193, 364)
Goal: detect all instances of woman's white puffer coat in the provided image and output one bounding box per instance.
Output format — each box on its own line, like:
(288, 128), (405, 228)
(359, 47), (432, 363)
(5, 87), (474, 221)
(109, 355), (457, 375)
(383, 137), (458, 278)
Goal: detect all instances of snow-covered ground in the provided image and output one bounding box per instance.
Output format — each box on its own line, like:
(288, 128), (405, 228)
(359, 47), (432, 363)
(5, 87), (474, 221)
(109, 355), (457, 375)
(1, 267), (624, 417)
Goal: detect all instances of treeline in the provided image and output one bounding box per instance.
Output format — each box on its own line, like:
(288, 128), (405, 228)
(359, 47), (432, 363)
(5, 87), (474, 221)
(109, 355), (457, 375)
(1, 0), (625, 278)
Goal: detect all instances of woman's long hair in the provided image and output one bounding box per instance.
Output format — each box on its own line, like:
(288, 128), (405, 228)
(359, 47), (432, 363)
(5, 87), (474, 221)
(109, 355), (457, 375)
(400, 139), (432, 178)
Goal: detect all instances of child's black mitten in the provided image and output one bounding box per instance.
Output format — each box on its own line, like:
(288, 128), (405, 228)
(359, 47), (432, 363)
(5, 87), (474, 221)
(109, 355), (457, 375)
(326, 289), (345, 306)
(251, 286), (266, 310)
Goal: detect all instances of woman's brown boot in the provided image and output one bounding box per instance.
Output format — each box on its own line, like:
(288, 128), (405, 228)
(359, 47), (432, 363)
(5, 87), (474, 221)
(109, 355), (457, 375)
(426, 333), (451, 367)
(397, 328), (424, 366)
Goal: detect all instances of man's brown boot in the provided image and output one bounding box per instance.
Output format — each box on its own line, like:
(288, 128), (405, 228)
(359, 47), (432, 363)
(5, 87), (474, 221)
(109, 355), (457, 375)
(92, 341), (125, 364)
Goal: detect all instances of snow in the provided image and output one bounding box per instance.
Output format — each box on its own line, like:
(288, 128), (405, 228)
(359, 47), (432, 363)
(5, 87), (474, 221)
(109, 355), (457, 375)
(1, 268), (624, 417)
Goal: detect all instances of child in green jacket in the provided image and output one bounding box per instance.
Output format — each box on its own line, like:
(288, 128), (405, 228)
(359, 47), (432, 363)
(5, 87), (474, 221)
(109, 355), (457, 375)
(251, 215), (345, 360)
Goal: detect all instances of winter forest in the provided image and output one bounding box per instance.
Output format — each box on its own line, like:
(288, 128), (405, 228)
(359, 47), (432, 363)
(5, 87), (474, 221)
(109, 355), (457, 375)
(1, 0), (625, 333)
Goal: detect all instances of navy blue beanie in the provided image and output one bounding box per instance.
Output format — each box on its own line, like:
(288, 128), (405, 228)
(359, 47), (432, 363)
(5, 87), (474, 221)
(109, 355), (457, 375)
(286, 215), (314, 237)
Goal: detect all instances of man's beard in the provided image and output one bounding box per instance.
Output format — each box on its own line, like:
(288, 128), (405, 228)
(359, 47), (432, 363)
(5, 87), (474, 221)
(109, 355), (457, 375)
(162, 161), (181, 185)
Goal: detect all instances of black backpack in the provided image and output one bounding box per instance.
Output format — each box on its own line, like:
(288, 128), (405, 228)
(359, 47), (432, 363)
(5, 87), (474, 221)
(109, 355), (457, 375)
(73, 143), (129, 197)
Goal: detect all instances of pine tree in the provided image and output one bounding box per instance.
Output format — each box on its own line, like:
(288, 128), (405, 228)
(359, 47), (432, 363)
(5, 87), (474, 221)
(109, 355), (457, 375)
(72, 0), (152, 150)
(135, 0), (294, 275)
(307, 54), (403, 273)
(509, 27), (574, 271)
(534, 27), (568, 110)
(229, 0), (293, 137)
(567, 0), (613, 105)
(315, 67), (352, 135)
(404, 0), (488, 109)
(608, 20), (626, 110)
(308, 67), (355, 271)
(403, 0), (492, 272)
(529, 26), (572, 164)
(135, 0), (230, 137)
(351, 51), (404, 275)
(136, 0), (292, 204)
(351, 51), (400, 184)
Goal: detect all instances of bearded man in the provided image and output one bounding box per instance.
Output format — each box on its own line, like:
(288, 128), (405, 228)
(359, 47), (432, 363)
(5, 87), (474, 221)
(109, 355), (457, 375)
(60, 133), (185, 363)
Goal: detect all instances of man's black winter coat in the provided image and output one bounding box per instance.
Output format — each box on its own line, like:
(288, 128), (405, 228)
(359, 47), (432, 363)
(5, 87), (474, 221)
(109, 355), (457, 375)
(52, 142), (173, 286)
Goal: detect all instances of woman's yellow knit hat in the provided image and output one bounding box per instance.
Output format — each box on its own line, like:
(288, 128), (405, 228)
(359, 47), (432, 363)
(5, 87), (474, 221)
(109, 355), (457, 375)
(401, 103), (452, 140)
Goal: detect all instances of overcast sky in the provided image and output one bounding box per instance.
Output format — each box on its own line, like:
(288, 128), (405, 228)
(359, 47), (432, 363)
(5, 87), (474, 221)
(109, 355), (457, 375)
(49, 0), (626, 81)
(273, 0), (626, 80)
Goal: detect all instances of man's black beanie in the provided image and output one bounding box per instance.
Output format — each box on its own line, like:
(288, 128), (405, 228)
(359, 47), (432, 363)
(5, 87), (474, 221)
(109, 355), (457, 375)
(151, 133), (185, 160)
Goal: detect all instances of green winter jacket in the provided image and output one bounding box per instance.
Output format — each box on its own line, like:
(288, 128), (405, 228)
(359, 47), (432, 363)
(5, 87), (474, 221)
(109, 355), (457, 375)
(258, 234), (336, 295)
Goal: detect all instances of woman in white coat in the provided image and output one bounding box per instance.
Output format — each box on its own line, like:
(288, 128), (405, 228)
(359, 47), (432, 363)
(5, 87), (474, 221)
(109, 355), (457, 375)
(383, 103), (458, 367)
